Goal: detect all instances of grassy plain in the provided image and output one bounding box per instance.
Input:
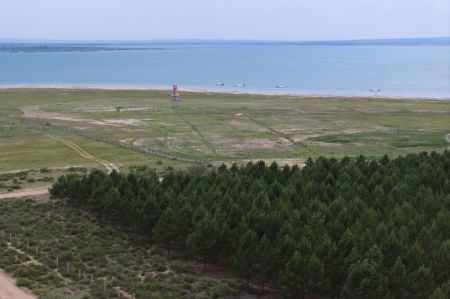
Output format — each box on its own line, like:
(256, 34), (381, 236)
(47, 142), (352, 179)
(0, 88), (449, 173)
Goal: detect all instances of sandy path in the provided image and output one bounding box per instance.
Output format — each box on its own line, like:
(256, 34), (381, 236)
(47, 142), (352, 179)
(0, 188), (48, 199)
(0, 270), (36, 299)
(48, 135), (118, 173)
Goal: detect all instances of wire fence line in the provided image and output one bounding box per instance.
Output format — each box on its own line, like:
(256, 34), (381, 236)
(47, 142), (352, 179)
(22, 117), (209, 166)
(1, 229), (136, 298)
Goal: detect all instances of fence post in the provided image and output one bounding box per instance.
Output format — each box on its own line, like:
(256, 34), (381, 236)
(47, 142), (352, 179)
(23, 117), (209, 166)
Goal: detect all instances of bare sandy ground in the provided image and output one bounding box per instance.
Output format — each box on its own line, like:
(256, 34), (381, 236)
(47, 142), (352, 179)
(0, 188), (48, 199)
(0, 270), (36, 299)
(102, 119), (142, 126)
(21, 106), (142, 127)
(21, 106), (95, 123)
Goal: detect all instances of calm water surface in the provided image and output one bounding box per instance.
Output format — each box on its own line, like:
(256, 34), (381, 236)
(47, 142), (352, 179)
(0, 42), (449, 98)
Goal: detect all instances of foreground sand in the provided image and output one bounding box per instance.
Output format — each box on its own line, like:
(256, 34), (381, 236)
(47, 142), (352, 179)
(0, 270), (36, 299)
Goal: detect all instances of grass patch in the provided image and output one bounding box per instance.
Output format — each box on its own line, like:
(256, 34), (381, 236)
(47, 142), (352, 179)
(310, 129), (448, 149)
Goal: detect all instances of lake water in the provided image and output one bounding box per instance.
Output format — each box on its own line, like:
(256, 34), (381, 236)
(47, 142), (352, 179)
(0, 41), (449, 98)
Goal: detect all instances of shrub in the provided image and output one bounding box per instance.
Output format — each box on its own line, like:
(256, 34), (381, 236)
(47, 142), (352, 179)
(16, 278), (33, 288)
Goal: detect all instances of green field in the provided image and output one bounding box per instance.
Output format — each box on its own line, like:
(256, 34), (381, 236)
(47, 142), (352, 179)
(0, 88), (449, 173)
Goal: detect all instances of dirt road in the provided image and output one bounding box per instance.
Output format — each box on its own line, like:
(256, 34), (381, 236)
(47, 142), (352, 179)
(0, 188), (48, 199)
(47, 134), (118, 173)
(0, 270), (36, 299)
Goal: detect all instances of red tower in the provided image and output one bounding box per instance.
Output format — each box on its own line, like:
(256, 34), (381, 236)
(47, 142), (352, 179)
(171, 84), (180, 101)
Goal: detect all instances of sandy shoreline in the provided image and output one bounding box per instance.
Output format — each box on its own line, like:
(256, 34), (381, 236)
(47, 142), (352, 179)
(0, 84), (448, 100)
(0, 270), (36, 299)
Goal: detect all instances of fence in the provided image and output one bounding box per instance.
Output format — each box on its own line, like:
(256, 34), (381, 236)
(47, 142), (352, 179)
(22, 118), (209, 167)
(1, 229), (136, 298)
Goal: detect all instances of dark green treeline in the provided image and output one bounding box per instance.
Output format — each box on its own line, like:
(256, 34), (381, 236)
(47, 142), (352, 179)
(50, 151), (450, 298)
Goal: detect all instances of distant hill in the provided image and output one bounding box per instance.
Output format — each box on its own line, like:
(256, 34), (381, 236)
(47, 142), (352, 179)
(0, 37), (449, 47)
(279, 37), (450, 46)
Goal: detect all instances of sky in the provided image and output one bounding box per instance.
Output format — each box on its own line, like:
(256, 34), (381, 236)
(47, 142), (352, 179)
(1, 0), (449, 41)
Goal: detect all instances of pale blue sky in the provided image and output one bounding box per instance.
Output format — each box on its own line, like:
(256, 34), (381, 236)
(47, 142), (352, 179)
(2, 0), (449, 41)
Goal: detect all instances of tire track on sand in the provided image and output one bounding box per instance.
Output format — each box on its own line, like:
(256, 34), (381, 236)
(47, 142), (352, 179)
(47, 135), (118, 173)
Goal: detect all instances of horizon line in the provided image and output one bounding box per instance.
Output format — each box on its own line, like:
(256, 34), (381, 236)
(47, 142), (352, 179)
(1, 36), (449, 43)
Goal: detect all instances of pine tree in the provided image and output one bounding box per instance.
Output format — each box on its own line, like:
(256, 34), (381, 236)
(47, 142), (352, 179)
(341, 258), (387, 299)
(280, 251), (307, 299)
(280, 251), (325, 298)
(232, 229), (258, 291)
(187, 215), (220, 270)
(255, 234), (272, 292)
(153, 207), (178, 256)
(389, 257), (408, 299)
(408, 265), (435, 299)
(46, 151), (450, 297)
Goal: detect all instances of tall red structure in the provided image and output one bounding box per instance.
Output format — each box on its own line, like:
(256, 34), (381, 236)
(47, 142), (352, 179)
(171, 84), (180, 101)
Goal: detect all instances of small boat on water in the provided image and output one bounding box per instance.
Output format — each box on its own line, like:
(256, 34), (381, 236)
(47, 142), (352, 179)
(234, 83), (246, 87)
(275, 84), (288, 88)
